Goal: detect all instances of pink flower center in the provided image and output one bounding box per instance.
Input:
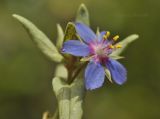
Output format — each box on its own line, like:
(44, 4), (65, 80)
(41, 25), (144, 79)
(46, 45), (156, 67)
(94, 45), (106, 56)
(89, 41), (110, 63)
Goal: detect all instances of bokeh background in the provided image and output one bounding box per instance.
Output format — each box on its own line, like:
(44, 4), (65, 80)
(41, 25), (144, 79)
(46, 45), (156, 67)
(0, 0), (160, 119)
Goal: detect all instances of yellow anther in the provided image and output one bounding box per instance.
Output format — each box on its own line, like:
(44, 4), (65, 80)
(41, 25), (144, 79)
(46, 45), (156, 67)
(103, 31), (110, 40)
(106, 31), (110, 38)
(109, 45), (114, 49)
(103, 35), (107, 39)
(115, 44), (122, 48)
(113, 35), (119, 41)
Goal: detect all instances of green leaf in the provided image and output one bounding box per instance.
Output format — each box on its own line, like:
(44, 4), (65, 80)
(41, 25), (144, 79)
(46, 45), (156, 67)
(70, 78), (85, 119)
(56, 24), (64, 49)
(104, 67), (112, 83)
(76, 3), (90, 26)
(64, 22), (78, 41)
(12, 14), (63, 63)
(111, 34), (139, 56)
(54, 64), (68, 79)
(52, 77), (70, 119)
(52, 76), (85, 119)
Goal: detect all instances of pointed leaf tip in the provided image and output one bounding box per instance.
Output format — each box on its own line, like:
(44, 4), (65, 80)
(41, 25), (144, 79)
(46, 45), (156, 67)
(12, 14), (64, 63)
(76, 3), (90, 26)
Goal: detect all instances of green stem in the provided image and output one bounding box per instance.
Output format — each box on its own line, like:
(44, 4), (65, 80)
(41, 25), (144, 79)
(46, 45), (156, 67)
(72, 62), (87, 82)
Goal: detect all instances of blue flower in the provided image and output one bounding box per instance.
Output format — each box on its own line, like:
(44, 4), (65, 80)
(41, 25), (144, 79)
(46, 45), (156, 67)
(62, 23), (127, 90)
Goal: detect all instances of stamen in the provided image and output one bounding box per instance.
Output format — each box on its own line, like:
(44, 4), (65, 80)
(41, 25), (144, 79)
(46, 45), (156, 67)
(115, 44), (122, 48)
(103, 35), (107, 40)
(103, 31), (110, 40)
(109, 45), (114, 49)
(113, 35), (119, 41)
(106, 31), (110, 38)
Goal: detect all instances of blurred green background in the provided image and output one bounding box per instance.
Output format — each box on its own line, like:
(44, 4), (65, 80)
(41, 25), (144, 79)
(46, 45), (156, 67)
(0, 0), (160, 119)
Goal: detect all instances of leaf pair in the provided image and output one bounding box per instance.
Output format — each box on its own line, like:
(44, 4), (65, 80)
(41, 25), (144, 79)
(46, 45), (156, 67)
(52, 77), (85, 119)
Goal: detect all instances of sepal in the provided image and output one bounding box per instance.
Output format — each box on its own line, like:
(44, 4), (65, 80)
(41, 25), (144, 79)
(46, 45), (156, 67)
(104, 67), (112, 83)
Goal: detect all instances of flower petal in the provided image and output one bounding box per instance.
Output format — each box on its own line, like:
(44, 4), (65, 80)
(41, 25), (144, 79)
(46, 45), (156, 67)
(75, 23), (96, 43)
(62, 40), (90, 56)
(85, 61), (105, 90)
(106, 59), (127, 85)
